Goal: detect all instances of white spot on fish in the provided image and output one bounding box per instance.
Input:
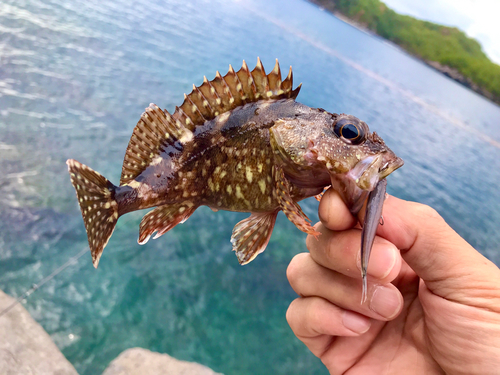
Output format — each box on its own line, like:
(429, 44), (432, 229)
(236, 185), (244, 200)
(151, 156), (163, 166)
(208, 178), (215, 191)
(179, 130), (194, 143)
(245, 167), (253, 183)
(218, 112), (230, 123)
(258, 180), (266, 194)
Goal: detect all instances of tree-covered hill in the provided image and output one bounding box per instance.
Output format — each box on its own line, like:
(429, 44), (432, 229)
(310, 0), (500, 104)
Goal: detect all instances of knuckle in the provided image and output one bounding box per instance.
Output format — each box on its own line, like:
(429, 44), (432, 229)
(412, 202), (442, 222)
(287, 253), (310, 287)
(305, 297), (332, 330)
(285, 298), (301, 328)
(307, 297), (324, 321)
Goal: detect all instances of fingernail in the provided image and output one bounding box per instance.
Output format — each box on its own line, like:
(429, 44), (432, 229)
(367, 245), (397, 279)
(342, 310), (371, 333)
(370, 285), (402, 319)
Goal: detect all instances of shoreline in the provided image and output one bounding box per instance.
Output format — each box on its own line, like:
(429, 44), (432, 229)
(311, 0), (499, 106)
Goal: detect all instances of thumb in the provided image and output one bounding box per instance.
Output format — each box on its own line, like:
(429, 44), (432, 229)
(369, 196), (500, 307)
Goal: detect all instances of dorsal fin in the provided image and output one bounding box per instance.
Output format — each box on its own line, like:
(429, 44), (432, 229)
(120, 104), (193, 185)
(120, 58), (301, 185)
(174, 58), (301, 131)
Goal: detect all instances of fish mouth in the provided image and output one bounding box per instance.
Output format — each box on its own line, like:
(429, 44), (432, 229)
(333, 153), (403, 214)
(378, 155), (404, 179)
(348, 154), (404, 191)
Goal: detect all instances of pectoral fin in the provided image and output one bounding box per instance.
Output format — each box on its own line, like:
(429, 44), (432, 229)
(231, 211), (278, 264)
(315, 185), (331, 202)
(275, 166), (320, 238)
(138, 203), (197, 244)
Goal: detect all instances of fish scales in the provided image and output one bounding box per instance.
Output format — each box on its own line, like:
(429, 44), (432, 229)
(67, 58), (403, 295)
(138, 99), (324, 214)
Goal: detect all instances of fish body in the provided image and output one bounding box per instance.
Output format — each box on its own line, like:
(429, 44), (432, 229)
(67, 59), (403, 284)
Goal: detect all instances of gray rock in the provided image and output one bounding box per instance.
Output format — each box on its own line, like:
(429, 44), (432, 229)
(0, 289), (78, 375)
(102, 348), (223, 375)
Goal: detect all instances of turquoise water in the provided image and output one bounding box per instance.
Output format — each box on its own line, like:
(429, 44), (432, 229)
(1, 0), (500, 374)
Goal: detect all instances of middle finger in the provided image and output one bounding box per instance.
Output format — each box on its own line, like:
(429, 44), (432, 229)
(306, 223), (401, 283)
(287, 253), (403, 320)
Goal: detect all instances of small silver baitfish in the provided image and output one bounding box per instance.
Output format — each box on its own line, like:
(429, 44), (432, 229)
(67, 58), (403, 299)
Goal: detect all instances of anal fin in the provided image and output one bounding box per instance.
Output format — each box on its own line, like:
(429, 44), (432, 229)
(231, 211), (278, 265)
(138, 203), (197, 244)
(275, 166), (320, 238)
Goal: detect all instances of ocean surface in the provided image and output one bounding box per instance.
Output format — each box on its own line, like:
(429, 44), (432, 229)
(1, 0), (499, 374)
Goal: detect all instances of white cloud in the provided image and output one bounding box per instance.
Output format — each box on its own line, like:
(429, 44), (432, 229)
(382, 0), (500, 64)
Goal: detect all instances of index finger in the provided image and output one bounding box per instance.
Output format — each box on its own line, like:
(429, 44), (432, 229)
(318, 188), (358, 231)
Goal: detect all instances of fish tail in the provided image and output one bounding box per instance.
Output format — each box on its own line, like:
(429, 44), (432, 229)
(66, 159), (119, 268)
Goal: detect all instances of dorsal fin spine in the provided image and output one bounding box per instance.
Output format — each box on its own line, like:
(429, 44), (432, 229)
(251, 57), (270, 98)
(194, 84), (214, 116)
(230, 64), (245, 101)
(237, 60), (253, 101)
(178, 107), (193, 127)
(184, 93), (206, 122)
(217, 71), (235, 108)
(267, 59), (282, 95)
(120, 59), (302, 184)
(206, 78), (222, 115)
(243, 60), (257, 96)
(291, 83), (302, 99)
(281, 66), (293, 93)
(244, 60), (257, 95)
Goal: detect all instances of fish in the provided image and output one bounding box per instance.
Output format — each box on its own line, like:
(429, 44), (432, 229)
(67, 58), (403, 299)
(360, 178), (387, 302)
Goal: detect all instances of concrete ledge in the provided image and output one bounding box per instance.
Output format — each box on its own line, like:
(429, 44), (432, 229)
(0, 289), (78, 375)
(102, 348), (223, 375)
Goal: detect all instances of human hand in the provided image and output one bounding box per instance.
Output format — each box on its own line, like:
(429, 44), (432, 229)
(286, 190), (500, 374)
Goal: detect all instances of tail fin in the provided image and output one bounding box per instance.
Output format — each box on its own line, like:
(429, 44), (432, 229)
(66, 159), (118, 268)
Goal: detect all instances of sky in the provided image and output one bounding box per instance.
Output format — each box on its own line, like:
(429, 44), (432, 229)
(382, 0), (500, 65)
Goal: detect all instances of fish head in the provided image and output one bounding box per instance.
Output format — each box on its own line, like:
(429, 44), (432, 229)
(270, 112), (403, 213)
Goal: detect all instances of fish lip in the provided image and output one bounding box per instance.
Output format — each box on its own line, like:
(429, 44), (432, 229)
(378, 156), (404, 179)
(379, 161), (390, 172)
(347, 155), (382, 191)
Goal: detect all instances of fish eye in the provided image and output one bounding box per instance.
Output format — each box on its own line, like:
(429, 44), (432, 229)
(333, 120), (365, 145)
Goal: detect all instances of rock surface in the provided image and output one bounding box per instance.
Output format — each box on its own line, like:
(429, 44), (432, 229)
(0, 289), (78, 375)
(0, 289), (222, 375)
(102, 348), (223, 375)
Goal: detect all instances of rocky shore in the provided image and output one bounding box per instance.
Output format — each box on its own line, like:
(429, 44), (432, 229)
(425, 61), (495, 101)
(0, 290), (222, 375)
(310, 0), (499, 105)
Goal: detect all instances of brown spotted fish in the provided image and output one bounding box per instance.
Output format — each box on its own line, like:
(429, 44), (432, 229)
(67, 58), (403, 299)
